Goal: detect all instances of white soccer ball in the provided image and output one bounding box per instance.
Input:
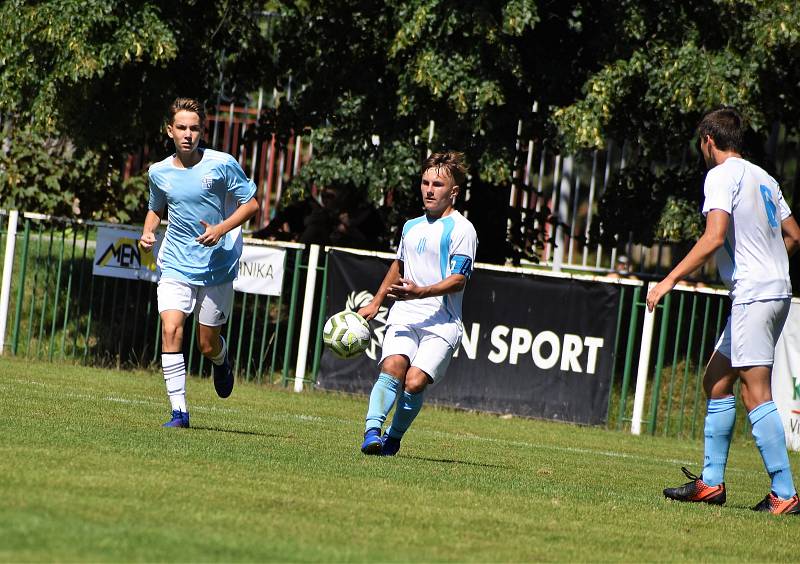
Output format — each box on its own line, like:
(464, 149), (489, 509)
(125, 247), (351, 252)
(323, 310), (371, 359)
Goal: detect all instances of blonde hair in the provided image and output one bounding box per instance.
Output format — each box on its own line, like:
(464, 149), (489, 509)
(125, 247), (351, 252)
(168, 97), (206, 125)
(421, 151), (467, 187)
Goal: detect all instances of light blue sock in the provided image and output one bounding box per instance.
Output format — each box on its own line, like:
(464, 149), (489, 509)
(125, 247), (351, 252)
(365, 373), (401, 432)
(386, 390), (425, 439)
(701, 396), (736, 486)
(749, 401), (796, 499)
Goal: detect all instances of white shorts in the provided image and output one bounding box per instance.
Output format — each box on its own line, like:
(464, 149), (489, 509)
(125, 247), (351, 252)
(157, 278), (234, 327)
(380, 324), (455, 382)
(715, 298), (790, 367)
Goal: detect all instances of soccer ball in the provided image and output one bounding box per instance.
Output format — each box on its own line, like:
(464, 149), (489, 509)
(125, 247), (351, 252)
(323, 310), (371, 359)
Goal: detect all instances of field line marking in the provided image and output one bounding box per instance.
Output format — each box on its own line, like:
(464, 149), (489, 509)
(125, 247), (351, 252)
(4, 376), (775, 476)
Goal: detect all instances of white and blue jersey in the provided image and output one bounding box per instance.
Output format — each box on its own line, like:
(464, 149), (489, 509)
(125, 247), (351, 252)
(387, 210), (478, 348)
(702, 157), (792, 305)
(148, 149), (257, 286)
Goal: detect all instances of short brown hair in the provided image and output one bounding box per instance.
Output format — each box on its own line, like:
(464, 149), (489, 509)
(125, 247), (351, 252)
(168, 97), (206, 125)
(421, 151), (468, 187)
(697, 107), (743, 153)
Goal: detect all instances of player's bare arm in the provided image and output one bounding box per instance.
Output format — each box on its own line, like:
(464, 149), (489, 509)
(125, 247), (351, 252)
(196, 197), (260, 247)
(646, 209), (729, 312)
(358, 260), (403, 320)
(140, 208), (163, 251)
(387, 273), (467, 301)
(781, 215), (800, 258)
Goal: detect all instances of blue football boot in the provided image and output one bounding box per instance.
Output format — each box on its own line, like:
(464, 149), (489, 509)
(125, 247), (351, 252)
(213, 353), (234, 399)
(361, 427), (382, 455)
(381, 432), (401, 456)
(163, 410), (190, 428)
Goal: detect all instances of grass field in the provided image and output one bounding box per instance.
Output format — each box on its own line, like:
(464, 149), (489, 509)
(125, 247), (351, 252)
(1, 357), (798, 562)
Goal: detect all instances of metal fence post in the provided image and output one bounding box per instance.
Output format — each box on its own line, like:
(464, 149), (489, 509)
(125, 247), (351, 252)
(631, 282), (657, 435)
(647, 292), (672, 434)
(281, 248), (304, 386)
(294, 244), (320, 392)
(617, 285), (642, 429)
(0, 210), (19, 354)
(311, 252), (330, 378)
(552, 155), (573, 272)
(11, 219), (30, 354)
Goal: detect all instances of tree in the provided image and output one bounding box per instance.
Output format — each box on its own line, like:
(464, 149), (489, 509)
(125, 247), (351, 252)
(552, 1), (800, 248)
(5, 1), (800, 262)
(266, 1), (800, 260)
(0, 0), (268, 220)
(266, 0), (628, 261)
(555, 0), (800, 156)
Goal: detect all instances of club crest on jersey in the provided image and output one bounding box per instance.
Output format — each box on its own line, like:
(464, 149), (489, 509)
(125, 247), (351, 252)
(201, 175), (214, 190)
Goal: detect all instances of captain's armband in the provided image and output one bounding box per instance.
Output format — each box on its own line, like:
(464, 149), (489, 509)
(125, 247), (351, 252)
(450, 254), (473, 278)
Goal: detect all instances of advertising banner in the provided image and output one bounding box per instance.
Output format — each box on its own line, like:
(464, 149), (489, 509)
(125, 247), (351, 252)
(93, 228), (285, 296)
(93, 227), (161, 282)
(317, 250), (621, 425)
(772, 300), (800, 451)
(233, 245), (286, 296)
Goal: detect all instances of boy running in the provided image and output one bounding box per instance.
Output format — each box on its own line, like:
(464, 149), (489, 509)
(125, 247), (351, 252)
(140, 98), (259, 428)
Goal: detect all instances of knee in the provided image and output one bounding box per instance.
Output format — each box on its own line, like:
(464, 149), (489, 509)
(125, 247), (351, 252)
(197, 332), (220, 357)
(404, 373), (428, 394)
(198, 338), (214, 356)
(740, 387), (772, 413)
(380, 355), (408, 379)
(161, 323), (183, 346)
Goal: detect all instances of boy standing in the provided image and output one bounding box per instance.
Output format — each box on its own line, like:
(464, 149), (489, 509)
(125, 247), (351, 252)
(647, 108), (800, 514)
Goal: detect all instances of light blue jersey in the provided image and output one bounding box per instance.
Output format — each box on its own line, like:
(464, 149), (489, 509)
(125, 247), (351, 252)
(387, 210), (477, 348)
(148, 149), (256, 286)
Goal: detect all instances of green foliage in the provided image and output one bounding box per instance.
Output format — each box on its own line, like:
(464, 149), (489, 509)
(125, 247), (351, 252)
(0, 0), (175, 137)
(591, 163), (705, 246)
(553, 0), (800, 156)
(269, 0), (575, 192)
(266, 1), (607, 259)
(0, 124), (150, 222)
(656, 196), (704, 243)
(269, 1), (800, 258)
(0, 0), (268, 218)
(4, 0), (800, 256)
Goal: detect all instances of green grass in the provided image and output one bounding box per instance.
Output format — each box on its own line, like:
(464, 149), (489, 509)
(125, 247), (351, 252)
(1, 357), (798, 562)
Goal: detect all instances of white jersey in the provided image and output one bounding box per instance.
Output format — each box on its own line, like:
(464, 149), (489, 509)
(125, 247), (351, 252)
(702, 157), (791, 305)
(387, 211), (478, 348)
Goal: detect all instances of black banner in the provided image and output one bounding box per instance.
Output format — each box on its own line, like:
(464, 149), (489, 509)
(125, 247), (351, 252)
(317, 250), (621, 425)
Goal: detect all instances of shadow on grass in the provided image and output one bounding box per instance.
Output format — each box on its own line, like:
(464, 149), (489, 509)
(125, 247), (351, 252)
(402, 454), (512, 469)
(190, 425), (287, 438)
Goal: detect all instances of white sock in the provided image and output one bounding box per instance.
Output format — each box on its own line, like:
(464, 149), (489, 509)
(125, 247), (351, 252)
(210, 336), (227, 366)
(162, 352), (187, 413)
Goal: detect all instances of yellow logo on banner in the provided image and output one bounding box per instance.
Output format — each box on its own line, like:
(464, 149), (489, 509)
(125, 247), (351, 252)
(96, 237), (157, 272)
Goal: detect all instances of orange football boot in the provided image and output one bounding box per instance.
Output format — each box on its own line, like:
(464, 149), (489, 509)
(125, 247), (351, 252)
(751, 492), (800, 515)
(663, 467), (726, 505)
